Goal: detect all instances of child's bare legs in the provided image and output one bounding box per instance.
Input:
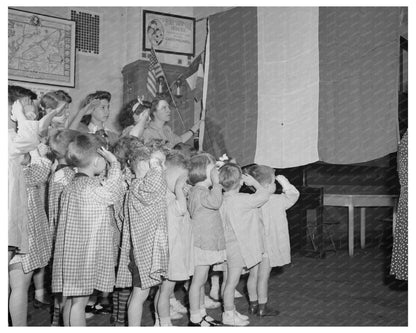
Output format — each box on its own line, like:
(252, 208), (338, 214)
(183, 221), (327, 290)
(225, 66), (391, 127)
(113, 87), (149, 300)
(69, 295), (90, 326)
(247, 264), (259, 302)
(52, 293), (67, 326)
(210, 273), (220, 300)
(257, 257), (272, 303)
(33, 267), (49, 304)
(189, 265), (210, 323)
(223, 266), (243, 312)
(9, 266), (33, 326)
(63, 297), (72, 326)
(128, 287), (150, 326)
(156, 280), (176, 326)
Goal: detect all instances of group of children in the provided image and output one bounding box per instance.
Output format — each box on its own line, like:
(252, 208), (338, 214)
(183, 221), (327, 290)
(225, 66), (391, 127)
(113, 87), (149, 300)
(8, 85), (300, 327)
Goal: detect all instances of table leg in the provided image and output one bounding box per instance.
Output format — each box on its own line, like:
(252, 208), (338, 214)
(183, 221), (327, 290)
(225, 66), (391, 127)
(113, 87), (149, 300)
(360, 208), (366, 249)
(348, 205), (354, 257)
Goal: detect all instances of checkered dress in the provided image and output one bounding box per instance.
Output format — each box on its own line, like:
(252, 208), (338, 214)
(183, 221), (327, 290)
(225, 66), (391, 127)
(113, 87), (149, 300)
(47, 165), (76, 241)
(52, 162), (124, 297)
(116, 166), (169, 289)
(20, 157), (52, 273)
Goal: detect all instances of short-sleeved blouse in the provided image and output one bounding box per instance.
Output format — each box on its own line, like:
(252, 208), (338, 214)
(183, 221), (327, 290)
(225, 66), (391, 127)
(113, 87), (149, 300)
(142, 122), (181, 147)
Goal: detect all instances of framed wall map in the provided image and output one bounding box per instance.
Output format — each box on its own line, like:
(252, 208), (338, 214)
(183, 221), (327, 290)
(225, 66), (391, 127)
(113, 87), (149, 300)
(143, 10), (195, 56)
(8, 8), (76, 87)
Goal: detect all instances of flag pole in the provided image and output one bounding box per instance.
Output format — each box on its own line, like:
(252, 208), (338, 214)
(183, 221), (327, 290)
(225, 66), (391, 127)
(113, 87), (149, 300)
(199, 18), (210, 151)
(151, 46), (186, 130)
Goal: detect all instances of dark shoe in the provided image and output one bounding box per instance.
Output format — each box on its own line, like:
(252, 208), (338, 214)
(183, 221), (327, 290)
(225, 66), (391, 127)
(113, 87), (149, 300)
(258, 303), (280, 317)
(249, 301), (259, 315)
(202, 315), (223, 326)
(188, 316), (223, 327)
(93, 303), (113, 314)
(85, 305), (95, 313)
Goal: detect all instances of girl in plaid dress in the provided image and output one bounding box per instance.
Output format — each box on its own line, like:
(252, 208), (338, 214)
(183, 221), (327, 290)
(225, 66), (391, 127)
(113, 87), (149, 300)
(116, 146), (169, 326)
(9, 143), (52, 326)
(51, 134), (124, 326)
(47, 129), (79, 326)
(109, 136), (143, 326)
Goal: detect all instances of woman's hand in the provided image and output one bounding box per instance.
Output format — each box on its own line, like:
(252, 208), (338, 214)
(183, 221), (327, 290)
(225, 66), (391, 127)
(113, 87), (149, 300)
(138, 109), (150, 123)
(82, 99), (101, 115)
(97, 147), (118, 164)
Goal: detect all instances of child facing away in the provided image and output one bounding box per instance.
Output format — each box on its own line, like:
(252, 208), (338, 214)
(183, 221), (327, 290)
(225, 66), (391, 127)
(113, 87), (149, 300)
(116, 145), (169, 326)
(153, 151), (194, 326)
(218, 163), (271, 326)
(187, 153), (226, 327)
(108, 135), (143, 326)
(244, 165), (300, 317)
(9, 143), (52, 326)
(47, 129), (79, 326)
(51, 133), (124, 326)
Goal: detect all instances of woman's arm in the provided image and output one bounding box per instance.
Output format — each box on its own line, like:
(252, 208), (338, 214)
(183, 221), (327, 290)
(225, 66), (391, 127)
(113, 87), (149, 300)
(179, 119), (202, 143)
(129, 110), (149, 139)
(67, 99), (100, 130)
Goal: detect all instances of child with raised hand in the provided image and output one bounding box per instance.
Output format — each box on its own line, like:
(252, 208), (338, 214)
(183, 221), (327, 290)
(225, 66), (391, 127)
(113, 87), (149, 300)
(153, 151), (193, 326)
(218, 163), (270, 326)
(51, 134), (124, 326)
(116, 145), (169, 326)
(108, 136), (143, 326)
(47, 129), (79, 326)
(187, 153), (226, 327)
(244, 165), (299, 317)
(8, 142), (52, 326)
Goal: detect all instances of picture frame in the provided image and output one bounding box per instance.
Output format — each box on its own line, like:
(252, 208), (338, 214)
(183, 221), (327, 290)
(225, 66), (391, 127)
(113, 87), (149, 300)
(143, 10), (195, 56)
(8, 8), (76, 87)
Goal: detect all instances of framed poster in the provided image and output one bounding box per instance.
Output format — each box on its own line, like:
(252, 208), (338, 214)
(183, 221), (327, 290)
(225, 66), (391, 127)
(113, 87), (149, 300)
(143, 10), (195, 56)
(8, 8), (76, 87)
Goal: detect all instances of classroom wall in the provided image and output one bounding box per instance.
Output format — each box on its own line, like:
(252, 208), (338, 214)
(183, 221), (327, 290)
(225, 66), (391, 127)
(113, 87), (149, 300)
(10, 6), (230, 132)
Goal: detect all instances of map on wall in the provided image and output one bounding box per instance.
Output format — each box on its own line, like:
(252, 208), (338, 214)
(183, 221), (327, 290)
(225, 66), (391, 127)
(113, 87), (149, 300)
(8, 8), (76, 87)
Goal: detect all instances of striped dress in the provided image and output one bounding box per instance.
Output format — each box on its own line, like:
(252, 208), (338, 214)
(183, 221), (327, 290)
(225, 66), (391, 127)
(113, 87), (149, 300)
(116, 166), (169, 289)
(10, 156), (52, 273)
(52, 162), (124, 297)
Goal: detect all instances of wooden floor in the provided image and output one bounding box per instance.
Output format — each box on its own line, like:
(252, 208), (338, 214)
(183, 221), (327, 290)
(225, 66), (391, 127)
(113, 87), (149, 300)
(23, 245), (407, 327)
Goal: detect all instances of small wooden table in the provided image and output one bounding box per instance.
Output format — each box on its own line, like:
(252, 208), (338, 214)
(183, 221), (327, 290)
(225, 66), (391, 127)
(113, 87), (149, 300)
(323, 194), (398, 257)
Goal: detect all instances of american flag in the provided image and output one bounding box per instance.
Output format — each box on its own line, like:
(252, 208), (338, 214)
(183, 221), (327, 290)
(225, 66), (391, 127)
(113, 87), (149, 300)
(147, 47), (164, 97)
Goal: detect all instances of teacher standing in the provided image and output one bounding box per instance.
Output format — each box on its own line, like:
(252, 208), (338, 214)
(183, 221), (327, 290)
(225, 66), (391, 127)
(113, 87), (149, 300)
(142, 96), (201, 147)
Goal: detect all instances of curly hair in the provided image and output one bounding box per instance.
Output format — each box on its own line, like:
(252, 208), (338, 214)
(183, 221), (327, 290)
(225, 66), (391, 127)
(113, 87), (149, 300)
(111, 135), (144, 170)
(8, 85), (37, 105)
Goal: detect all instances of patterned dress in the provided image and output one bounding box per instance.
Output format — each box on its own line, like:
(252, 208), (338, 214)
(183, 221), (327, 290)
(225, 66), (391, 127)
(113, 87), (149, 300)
(47, 164), (76, 242)
(390, 130), (408, 281)
(10, 156), (52, 273)
(52, 162), (124, 296)
(116, 166), (169, 289)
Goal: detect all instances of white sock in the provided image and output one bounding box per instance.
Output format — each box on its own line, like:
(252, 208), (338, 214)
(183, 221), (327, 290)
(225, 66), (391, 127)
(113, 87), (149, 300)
(35, 288), (45, 300)
(159, 316), (172, 326)
(200, 307), (207, 317)
(258, 297), (268, 304)
(190, 310), (202, 323)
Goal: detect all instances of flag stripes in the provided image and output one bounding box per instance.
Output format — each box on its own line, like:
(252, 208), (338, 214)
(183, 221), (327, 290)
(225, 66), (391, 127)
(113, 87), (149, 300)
(147, 47), (164, 97)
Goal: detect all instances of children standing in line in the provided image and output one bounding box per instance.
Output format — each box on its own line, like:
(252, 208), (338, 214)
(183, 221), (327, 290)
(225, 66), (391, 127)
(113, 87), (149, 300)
(244, 165), (299, 316)
(116, 146), (169, 326)
(154, 151), (194, 326)
(218, 163), (270, 326)
(47, 129), (79, 326)
(51, 134), (124, 326)
(9, 143), (52, 326)
(187, 153), (226, 327)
